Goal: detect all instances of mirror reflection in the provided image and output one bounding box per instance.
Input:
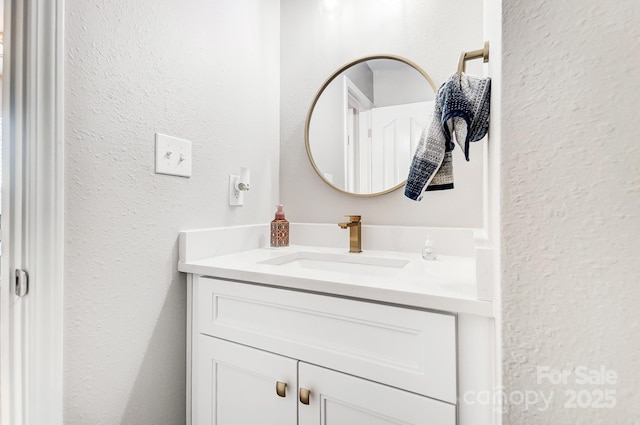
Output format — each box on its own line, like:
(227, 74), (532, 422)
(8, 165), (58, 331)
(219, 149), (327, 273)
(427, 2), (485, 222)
(305, 56), (437, 196)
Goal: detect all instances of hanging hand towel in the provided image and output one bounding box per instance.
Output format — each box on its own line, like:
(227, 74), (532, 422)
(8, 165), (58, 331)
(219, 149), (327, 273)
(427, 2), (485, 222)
(404, 73), (491, 201)
(404, 99), (453, 201)
(443, 73), (491, 161)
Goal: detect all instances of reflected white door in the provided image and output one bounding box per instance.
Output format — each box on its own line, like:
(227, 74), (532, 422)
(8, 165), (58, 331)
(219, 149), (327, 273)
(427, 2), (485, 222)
(370, 101), (431, 192)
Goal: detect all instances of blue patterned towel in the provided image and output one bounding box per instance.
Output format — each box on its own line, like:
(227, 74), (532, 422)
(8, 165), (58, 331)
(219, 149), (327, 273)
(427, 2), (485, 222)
(404, 73), (491, 201)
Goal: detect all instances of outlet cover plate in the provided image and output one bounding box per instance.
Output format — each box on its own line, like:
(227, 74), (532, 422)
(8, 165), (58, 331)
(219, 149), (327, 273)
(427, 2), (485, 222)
(229, 175), (244, 206)
(155, 133), (192, 177)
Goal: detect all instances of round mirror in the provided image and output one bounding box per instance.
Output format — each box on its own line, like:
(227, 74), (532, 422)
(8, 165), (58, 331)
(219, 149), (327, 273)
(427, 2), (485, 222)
(305, 55), (437, 196)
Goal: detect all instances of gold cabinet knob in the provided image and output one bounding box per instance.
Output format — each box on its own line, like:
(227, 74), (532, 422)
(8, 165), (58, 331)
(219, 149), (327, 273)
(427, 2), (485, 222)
(299, 387), (311, 405)
(276, 381), (287, 398)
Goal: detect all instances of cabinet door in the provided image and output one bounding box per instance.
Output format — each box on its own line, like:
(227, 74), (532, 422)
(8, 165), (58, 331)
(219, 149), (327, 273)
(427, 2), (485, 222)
(298, 362), (456, 425)
(197, 336), (298, 425)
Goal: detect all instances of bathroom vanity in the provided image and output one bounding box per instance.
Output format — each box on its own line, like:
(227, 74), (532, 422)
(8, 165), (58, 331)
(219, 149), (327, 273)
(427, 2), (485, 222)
(179, 224), (496, 425)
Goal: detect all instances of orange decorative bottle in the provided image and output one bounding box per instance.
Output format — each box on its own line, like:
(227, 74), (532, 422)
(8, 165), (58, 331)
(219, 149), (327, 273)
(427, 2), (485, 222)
(270, 204), (289, 247)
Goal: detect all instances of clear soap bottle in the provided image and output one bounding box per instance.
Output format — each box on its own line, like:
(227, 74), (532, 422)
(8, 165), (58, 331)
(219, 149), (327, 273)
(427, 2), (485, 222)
(422, 236), (437, 261)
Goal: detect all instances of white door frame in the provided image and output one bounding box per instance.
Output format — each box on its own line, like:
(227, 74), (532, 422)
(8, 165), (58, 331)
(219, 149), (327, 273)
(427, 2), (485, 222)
(1, 0), (64, 424)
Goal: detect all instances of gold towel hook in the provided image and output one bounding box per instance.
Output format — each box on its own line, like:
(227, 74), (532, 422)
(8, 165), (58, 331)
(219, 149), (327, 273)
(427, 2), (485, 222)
(457, 41), (490, 81)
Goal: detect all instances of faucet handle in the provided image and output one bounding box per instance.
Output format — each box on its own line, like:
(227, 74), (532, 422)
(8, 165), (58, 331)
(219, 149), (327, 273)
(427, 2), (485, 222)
(345, 215), (361, 222)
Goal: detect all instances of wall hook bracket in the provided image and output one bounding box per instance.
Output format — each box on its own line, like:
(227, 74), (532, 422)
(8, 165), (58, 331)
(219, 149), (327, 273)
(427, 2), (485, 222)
(457, 41), (490, 81)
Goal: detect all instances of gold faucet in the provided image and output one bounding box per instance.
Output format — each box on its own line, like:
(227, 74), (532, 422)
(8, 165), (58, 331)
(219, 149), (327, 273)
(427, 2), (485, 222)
(338, 215), (362, 253)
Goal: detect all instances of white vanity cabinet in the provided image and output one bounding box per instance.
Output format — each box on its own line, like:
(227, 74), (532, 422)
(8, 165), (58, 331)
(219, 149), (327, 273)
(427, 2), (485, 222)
(188, 276), (458, 425)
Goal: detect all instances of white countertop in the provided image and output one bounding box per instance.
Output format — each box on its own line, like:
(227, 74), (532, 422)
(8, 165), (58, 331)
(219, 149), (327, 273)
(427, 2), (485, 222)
(178, 244), (493, 317)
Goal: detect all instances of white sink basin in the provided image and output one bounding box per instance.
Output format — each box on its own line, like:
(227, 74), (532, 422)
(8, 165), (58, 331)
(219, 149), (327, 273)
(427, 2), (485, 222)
(259, 251), (409, 277)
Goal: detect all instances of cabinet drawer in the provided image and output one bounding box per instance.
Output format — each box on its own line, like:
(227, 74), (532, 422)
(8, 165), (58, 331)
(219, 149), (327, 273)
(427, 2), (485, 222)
(196, 277), (457, 403)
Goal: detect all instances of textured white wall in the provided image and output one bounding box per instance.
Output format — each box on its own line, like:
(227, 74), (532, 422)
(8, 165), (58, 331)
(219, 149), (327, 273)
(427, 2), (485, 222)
(64, 1), (279, 424)
(280, 0), (485, 227)
(501, 0), (640, 423)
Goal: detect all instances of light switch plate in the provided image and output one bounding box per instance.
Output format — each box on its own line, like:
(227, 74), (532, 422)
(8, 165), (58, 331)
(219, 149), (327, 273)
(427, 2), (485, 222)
(155, 133), (192, 177)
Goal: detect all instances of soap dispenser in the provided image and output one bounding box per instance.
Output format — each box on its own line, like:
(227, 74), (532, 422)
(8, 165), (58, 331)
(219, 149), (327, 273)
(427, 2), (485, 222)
(270, 204), (289, 247)
(422, 236), (437, 261)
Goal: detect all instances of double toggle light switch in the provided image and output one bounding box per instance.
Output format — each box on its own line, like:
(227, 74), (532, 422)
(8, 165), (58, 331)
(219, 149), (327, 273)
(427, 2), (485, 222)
(155, 133), (192, 177)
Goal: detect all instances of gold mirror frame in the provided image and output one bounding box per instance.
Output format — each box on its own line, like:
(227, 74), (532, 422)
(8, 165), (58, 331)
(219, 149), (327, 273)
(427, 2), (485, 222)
(304, 54), (437, 197)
